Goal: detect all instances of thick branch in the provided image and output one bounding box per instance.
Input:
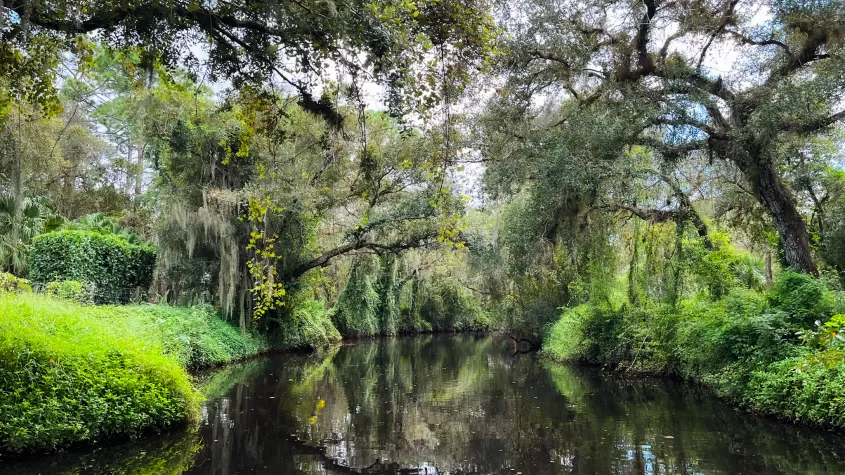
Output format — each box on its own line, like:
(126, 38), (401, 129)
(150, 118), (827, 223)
(635, 137), (710, 161)
(286, 235), (436, 280)
(724, 30), (791, 55)
(780, 109), (845, 134)
(530, 50), (571, 68)
(633, 0), (658, 75)
(766, 29), (831, 86)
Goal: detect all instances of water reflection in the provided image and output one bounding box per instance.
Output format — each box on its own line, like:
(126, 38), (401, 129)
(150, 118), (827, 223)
(4, 334), (845, 474)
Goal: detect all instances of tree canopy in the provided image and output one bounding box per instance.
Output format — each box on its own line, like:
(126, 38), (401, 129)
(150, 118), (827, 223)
(2, 0), (496, 125)
(491, 0), (845, 274)
(2, 0), (845, 336)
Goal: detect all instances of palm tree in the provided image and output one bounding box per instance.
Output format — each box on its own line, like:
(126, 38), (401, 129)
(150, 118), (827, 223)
(65, 212), (143, 244)
(0, 193), (63, 276)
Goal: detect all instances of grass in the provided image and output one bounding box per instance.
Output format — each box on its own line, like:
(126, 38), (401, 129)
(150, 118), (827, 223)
(104, 304), (265, 370)
(0, 292), (276, 455)
(0, 293), (201, 454)
(0, 289), (351, 454)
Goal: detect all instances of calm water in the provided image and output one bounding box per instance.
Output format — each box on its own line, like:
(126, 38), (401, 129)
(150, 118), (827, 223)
(5, 334), (845, 474)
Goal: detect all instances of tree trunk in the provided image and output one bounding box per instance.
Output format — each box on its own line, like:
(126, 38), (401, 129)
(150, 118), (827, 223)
(765, 247), (773, 289)
(745, 158), (817, 275)
(12, 148), (21, 201)
(125, 145), (133, 196)
(135, 142), (145, 199)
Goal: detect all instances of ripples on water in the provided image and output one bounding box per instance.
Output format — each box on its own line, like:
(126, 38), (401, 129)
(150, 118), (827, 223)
(5, 334), (845, 474)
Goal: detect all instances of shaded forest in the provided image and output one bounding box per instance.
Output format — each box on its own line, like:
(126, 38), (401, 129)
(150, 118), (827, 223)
(3, 0), (845, 455)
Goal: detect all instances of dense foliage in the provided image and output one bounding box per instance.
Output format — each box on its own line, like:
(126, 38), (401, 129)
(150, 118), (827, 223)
(0, 272), (30, 293)
(102, 305), (266, 370)
(544, 271), (845, 426)
(2, 0), (845, 454)
(29, 231), (156, 304)
(0, 290), (277, 454)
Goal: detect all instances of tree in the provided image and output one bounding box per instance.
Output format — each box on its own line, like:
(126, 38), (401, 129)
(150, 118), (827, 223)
(2, 0), (496, 127)
(140, 69), (464, 327)
(494, 0), (845, 274)
(0, 193), (62, 275)
(0, 98), (131, 218)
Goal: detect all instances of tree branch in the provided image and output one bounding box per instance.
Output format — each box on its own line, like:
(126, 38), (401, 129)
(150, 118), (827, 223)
(696, 0), (741, 71)
(724, 30), (791, 55)
(780, 109), (845, 134)
(286, 234), (436, 280)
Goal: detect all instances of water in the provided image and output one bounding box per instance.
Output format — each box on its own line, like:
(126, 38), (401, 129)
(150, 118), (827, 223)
(5, 334), (845, 474)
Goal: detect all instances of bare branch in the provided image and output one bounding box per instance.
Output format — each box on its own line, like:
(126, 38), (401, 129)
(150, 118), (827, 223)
(696, 0), (741, 71)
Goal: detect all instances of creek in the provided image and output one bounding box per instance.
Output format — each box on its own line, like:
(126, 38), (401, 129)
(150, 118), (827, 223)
(5, 334), (845, 474)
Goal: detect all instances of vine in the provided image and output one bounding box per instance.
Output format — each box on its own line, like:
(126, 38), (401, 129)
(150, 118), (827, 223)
(244, 196), (286, 319)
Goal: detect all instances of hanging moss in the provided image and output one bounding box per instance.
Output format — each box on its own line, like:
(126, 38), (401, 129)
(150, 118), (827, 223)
(155, 199), (243, 323)
(378, 255), (400, 335)
(330, 255), (381, 336)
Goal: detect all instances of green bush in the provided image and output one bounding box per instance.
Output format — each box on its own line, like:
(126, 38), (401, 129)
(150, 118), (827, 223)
(682, 232), (764, 299)
(44, 279), (95, 304)
(544, 305), (590, 361)
(271, 299), (342, 349)
(673, 290), (791, 377)
(0, 272), (31, 293)
(768, 271), (834, 328)
(29, 230), (156, 304)
(744, 350), (845, 427)
(0, 292), (201, 454)
(543, 271), (845, 426)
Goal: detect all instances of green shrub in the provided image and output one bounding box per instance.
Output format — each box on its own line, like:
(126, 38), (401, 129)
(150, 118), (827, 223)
(542, 271), (845, 427)
(768, 271), (834, 328)
(29, 230), (156, 304)
(673, 291), (791, 377)
(682, 232), (764, 299)
(271, 299), (342, 349)
(800, 313), (845, 349)
(0, 293), (201, 454)
(543, 305), (590, 361)
(743, 350), (845, 427)
(44, 279), (95, 304)
(0, 272), (31, 293)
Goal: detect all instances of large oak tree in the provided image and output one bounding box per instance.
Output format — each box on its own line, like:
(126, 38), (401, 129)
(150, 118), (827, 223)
(495, 0), (845, 274)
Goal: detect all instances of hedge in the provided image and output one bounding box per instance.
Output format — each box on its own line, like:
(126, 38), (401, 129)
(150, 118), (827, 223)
(29, 231), (156, 304)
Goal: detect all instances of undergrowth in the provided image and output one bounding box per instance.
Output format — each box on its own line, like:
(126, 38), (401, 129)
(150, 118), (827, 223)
(543, 271), (845, 427)
(0, 293), (201, 454)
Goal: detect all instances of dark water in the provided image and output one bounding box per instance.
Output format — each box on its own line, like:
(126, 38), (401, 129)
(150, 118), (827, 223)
(5, 334), (845, 474)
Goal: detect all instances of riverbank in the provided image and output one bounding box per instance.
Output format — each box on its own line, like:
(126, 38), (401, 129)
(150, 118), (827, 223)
(542, 272), (845, 428)
(0, 286), (489, 456)
(7, 334), (845, 475)
(0, 292), (280, 455)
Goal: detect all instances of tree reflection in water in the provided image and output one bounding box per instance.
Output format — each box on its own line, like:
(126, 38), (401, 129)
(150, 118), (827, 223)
(4, 334), (845, 474)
